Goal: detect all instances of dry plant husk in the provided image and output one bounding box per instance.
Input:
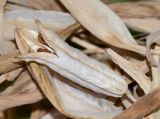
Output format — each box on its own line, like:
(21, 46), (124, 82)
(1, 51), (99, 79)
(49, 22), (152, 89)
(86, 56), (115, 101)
(1, 0), (160, 119)
(15, 20), (124, 119)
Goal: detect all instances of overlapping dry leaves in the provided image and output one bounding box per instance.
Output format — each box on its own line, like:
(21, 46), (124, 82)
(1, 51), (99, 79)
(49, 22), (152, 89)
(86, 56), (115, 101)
(1, 0), (160, 119)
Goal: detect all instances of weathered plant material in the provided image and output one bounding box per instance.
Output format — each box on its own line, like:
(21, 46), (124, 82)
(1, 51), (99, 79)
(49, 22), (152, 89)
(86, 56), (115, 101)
(18, 20), (127, 97)
(1, 0), (160, 119)
(0, 0), (7, 54)
(113, 87), (160, 119)
(113, 29), (160, 119)
(1, 70), (36, 95)
(41, 108), (67, 119)
(109, 2), (160, 33)
(15, 21), (123, 119)
(0, 0), (6, 41)
(0, 89), (43, 111)
(4, 10), (78, 40)
(0, 50), (22, 74)
(106, 48), (151, 94)
(7, 0), (64, 11)
(44, 67), (122, 118)
(146, 31), (160, 66)
(59, 0), (149, 55)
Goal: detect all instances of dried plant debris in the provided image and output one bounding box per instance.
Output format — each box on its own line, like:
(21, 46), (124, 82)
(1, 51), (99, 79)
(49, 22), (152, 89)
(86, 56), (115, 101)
(1, 0), (160, 119)
(4, 10), (77, 40)
(109, 2), (160, 33)
(15, 23), (122, 118)
(6, 0), (65, 11)
(106, 48), (151, 94)
(16, 21), (127, 97)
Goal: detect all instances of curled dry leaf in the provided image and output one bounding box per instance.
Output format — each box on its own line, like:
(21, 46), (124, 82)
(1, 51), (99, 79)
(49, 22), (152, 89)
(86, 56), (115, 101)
(59, 0), (149, 55)
(18, 20), (127, 97)
(4, 10), (78, 40)
(106, 48), (151, 94)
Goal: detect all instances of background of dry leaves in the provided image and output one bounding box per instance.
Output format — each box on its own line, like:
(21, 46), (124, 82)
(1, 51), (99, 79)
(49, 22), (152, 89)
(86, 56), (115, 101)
(1, 0), (160, 119)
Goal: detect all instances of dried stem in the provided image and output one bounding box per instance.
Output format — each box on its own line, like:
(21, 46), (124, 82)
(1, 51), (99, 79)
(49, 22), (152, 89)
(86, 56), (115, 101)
(113, 87), (160, 119)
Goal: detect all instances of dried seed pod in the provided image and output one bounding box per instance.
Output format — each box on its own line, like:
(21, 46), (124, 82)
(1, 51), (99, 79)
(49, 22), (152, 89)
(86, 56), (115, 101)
(16, 21), (127, 97)
(15, 22), (123, 119)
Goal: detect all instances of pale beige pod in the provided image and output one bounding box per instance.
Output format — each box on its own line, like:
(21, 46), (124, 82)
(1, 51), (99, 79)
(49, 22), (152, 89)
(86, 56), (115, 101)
(15, 27), (123, 119)
(17, 21), (127, 97)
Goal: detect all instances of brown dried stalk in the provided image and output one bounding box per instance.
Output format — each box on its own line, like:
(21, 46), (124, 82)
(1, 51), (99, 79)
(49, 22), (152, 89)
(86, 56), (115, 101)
(113, 87), (160, 119)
